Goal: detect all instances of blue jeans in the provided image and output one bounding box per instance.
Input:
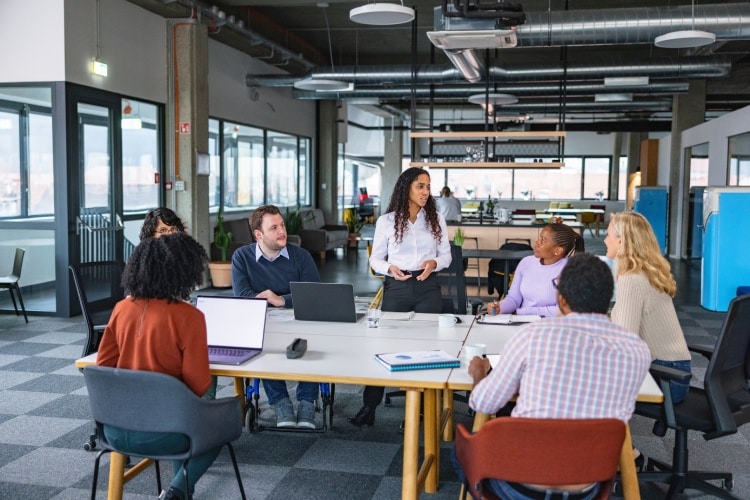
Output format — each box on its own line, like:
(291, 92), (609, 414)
(652, 359), (691, 404)
(103, 425), (222, 495)
(451, 441), (599, 500)
(262, 379), (318, 405)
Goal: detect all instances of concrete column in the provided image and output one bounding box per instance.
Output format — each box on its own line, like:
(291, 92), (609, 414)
(317, 100), (338, 220)
(168, 19), (209, 253)
(381, 121), (404, 210)
(669, 79), (706, 258)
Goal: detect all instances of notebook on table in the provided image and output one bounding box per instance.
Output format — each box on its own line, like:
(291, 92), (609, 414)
(290, 282), (365, 323)
(195, 295), (268, 365)
(374, 350), (461, 372)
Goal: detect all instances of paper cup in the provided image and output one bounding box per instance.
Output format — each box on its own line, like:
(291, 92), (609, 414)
(438, 314), (458, 327)
(463, 343), (486, 359)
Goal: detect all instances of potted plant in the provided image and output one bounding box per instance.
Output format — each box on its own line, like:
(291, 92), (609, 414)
(284, 205), (311, 246)
(208, 208), (233, 288)
(453, 227), (465, 246)
(344, 207), (365, 248)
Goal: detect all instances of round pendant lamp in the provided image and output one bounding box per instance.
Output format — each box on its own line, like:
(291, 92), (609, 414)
(349, 3), (415, 26)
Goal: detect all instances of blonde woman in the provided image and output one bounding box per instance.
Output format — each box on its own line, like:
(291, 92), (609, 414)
(605, 212), (691, 404)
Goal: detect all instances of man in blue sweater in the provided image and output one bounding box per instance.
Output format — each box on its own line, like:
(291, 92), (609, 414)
(232, 204), (320, 429)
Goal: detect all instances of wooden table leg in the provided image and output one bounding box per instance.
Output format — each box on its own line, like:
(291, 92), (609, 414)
(424, 388), (439, 493)
(402, 389), (421, 500)
(442, 388), (454, 442)
(107, 452), (127, 500)
(619, 424), (641, 499)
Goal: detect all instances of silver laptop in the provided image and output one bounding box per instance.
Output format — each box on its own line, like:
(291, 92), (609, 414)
(195, 295), (268, 365)
(290, 282), (365, 323)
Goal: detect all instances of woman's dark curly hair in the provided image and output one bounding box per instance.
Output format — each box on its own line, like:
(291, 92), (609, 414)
(122, 232), (208, 302)
(139, 207), (186, 241)
(386, 167), (442, 243)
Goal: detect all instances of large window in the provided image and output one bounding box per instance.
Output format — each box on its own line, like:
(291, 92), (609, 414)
(422, 155), (611, 201)
(728, 131), (750, 186)
(0, 86), (54, 218)
(210, 118), (312, 212)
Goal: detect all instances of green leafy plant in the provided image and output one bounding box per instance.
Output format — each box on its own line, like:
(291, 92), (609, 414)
(343, 207), (365, 234)
(453, 227), (465, 246)
(284, 205), (311, 235)
(214, 208), (233, 262)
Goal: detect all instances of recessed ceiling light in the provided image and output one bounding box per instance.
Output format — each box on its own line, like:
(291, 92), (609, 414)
(349, 3), (415, 26)
(293, 79), (353, 91)
(595, 93), (633, 102)
(654, 30), (716, 49)
(468, 93), (518, 106)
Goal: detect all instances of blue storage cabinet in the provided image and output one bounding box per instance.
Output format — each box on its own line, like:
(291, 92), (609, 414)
(701, 187), (750, 312)
(634, 186), (669, 256)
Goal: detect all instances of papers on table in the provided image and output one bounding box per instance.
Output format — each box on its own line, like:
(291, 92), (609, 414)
(381, 311), (416, 321)
(486, 354), (500, 369)
(476, 314), (541, 325)
(375, 350), (461, 372)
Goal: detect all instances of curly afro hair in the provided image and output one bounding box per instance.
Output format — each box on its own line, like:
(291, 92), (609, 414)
(122, 232), (208, 302)
(386, 167), (442, 243)
(139, 207), (186, 241)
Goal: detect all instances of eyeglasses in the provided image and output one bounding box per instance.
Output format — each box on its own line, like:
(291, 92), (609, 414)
(155, 227), (178, 235)
(552, 277), (559, 289)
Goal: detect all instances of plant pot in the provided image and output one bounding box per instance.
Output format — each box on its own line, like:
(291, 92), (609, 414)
(208, 261), (232, 288)
(348, 232), (361, 248)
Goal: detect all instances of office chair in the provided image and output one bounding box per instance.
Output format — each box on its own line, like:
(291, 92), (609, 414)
(633, 294), (750, 499)
(487, 240), (533, 298)
(358, 197), (375, 223)
(455, 417), (625, 500)
(69, 261), (125, 359)
(69, 261), (125, 451)
(0, 248), (28, 323)
(83, 366), (246, 500)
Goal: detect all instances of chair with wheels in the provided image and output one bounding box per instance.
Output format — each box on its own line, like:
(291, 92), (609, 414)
(0, 248), (28, 323)
(70, 260), (125, 451)
(455, 417), (625, 500)
(633, 294), (750, 499)
(487, 240), (533, 298)
(83, 365), (246, 500)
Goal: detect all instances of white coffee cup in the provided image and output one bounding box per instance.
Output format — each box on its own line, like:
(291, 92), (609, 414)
(438, 314), (458, 327)
(463, 343), (486, 359)
(366, 308), (381, 328)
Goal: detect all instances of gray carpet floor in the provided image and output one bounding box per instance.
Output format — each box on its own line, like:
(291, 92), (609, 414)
(0, 228), (747, 499)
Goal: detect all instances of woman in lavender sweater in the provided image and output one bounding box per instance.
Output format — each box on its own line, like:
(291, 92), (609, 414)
(489, 223), (584, 317)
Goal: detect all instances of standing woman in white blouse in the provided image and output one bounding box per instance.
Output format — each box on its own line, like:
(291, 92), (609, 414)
(605, 211), (691, 404)
(348, 167), (452, 427)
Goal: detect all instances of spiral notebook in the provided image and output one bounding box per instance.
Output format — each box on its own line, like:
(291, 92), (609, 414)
(374, 350), (460, 372)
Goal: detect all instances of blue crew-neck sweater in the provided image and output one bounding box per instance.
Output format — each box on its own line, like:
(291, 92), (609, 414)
(231, 243), (320, 308)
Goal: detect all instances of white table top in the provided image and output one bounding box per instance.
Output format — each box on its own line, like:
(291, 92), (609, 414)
(544, 208), (605, 214)
(265, 310), (475, 342)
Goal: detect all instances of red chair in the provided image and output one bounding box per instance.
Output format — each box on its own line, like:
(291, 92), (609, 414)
(455, 417), (625, 499)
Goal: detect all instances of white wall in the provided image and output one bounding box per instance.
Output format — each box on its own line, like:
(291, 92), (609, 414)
(208, 41), (315, 136)
(0, 0), (66, 82)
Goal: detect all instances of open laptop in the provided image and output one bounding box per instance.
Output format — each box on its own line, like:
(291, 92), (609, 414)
(195, 295), (268, 365)
(290, 282), (365, 323)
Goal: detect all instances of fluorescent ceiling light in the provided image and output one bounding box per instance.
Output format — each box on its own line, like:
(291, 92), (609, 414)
(293, 79), (353, 91)
(349, 3), (415, 25)
(427, 29), (517, 50)
(654, 30), (715, 49)
(604, 76), (649, 87)
(468, 93), (518, 106)
(595, 93), (633, 102)
(90, 59), (108, 77)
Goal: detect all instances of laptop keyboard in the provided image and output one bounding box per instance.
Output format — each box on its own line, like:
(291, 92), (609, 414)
(208, 347), (248, 357)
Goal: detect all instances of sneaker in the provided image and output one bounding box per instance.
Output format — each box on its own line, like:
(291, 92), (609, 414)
(158, 486), (186, 500)
(274, 398), (297, 428)
(297, 399), (316, 429)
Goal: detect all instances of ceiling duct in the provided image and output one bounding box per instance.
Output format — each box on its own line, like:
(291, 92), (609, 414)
(248, 57), (729, 88)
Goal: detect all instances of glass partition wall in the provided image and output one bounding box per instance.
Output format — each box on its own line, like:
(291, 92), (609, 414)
(728, 131), (750, 186)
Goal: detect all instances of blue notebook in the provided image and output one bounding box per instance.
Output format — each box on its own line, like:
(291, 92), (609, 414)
(374, 350), (460, 372)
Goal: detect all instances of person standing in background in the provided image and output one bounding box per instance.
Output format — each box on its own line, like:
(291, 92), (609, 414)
(435, 186), (462, 223)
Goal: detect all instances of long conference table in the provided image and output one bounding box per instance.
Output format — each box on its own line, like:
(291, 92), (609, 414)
(76, 310), (661, 500)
